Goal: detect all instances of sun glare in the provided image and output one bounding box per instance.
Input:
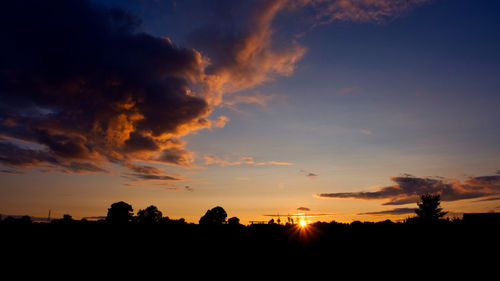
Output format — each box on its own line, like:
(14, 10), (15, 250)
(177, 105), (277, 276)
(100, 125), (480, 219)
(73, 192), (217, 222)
(299, 220), (307, 228)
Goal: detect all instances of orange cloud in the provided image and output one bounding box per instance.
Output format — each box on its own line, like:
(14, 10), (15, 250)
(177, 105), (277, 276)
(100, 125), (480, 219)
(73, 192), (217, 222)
(194, 0), (307, 105)
(215, 116), (230, 128)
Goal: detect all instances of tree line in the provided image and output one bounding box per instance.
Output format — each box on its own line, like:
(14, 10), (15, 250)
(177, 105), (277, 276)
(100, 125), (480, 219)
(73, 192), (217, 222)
(1, 193), (450, 225)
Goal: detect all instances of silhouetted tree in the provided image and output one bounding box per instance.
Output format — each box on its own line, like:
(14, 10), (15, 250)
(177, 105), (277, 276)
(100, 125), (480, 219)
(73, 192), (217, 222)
(268, 218), (275, 224)
(228, 217), (240, 225)
(415, 194), (447, 223)
(106, 201), (133, 224)
(199, 206), (227, 225)
(136, 205), (162, 224)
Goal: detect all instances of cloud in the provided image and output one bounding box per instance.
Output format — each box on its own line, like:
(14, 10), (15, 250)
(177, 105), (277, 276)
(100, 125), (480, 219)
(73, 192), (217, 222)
(189, 0), (307, 105)
(123, 173), (181, 181)
(222, 93), (280, 108)
(0, 0), (433, 177)
(261, 161), (294, 166)
(474, 196), (500, 202)
(0, 139), (107, 174)
(203, 155), (294, 167)
(297, 207), (311, 211)
(0, 169), (24, 174)
(151, 183), (193, 192)
(305, 0), (432, 25)
(361, 129), (373, 135)
(122, 162), (181, 182)
(157, 147), (194, 168)
(358, 207), (416, 216)
(124, 162), (163, 175)
(214, 116), (230, 128)
(300, 169), (318, 177)
(0, 0), (213, 174)
(316, 173), (500, 205)
(337, 87), (360, 96)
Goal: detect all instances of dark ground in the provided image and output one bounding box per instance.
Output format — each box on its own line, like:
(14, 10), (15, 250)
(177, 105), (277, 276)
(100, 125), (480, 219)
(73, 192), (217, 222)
(2, 219), (498, 274)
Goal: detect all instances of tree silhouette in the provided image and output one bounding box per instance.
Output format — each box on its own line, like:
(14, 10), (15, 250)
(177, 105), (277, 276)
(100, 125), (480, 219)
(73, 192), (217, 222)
(415, 194), (447, 223)
(137, 205), (163, 224)
(199, 206), (227, 225)
(106, 201), (134, 224)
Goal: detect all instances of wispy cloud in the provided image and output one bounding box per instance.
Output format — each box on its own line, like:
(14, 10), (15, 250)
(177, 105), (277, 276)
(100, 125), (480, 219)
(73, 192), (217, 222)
(203, 155), (294, 167)
(123, 173), (181, 181)
(305, 0), (432, 25)
(360, 129), (373, 135)
(0, 169), (24, 174)
(337, 86), (361, 96)
(222, 93), (282, 108)
(358, 207), (416, 216)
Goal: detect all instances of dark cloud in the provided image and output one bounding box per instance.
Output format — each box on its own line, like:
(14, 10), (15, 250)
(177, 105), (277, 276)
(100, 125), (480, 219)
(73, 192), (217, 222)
(300, 169), (318, 177)
(0, 0), (212, 174)
(297, 207), (311, 211)
(0, 139), (106, 173)
(0, 169), (24, 175)
(157, 147), (194, 168)
(121, 162), (181, 182)
(358, 208), (416, 216)
(124, 173), (181, 181)
(317, 174), (500, 205)
(124, 163), (162, 175)
(122, 133), (160, 153)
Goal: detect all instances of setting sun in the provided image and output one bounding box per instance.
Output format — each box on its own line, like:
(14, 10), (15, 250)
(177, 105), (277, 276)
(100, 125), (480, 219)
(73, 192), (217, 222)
(299, 220), (307, 228)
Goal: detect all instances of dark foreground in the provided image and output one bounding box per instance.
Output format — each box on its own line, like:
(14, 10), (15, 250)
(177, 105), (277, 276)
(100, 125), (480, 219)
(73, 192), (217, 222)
(2, 219), (499, 271)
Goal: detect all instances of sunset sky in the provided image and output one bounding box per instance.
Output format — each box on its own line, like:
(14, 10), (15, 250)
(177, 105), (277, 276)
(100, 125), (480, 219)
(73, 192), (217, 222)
(1, 0), (499, 224)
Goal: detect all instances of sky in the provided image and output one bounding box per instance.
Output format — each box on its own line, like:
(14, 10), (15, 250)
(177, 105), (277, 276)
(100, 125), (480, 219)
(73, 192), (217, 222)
(1, 0), (499, 224)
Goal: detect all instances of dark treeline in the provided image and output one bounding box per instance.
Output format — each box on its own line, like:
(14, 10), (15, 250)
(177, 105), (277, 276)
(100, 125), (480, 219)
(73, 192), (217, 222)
(1, 194), (499, 270)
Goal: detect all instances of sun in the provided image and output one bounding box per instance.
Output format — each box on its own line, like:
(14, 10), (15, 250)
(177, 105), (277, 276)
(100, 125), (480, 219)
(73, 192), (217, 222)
(299, 220), (307, 228)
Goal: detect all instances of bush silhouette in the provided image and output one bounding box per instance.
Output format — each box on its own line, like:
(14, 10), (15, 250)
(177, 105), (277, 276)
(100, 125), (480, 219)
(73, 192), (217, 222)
(106, 201), (134, 224)
(199, 206), (227, 225)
